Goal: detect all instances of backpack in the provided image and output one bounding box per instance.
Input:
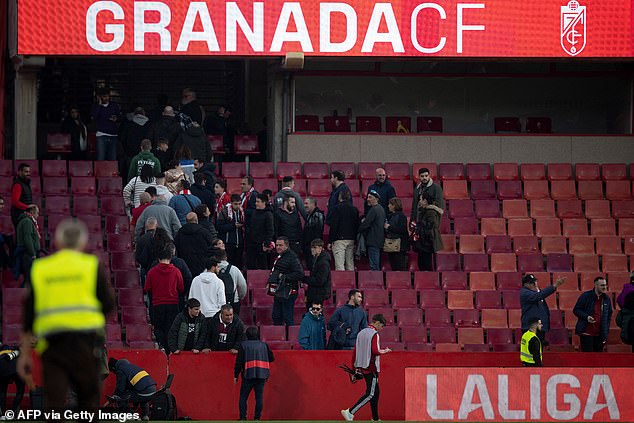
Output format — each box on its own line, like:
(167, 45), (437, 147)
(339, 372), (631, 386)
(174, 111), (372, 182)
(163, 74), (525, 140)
(218, 264), (236, 304)
(149, 375), (177, 420)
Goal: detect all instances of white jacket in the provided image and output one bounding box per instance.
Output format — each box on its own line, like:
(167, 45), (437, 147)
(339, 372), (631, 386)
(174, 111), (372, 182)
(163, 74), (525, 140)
(188, 271), (226, 317)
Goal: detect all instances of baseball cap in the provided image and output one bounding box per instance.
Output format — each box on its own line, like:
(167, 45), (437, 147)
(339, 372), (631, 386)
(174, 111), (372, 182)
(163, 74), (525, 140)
(522, 274), (538, 285)
(368, 190), (381, 200)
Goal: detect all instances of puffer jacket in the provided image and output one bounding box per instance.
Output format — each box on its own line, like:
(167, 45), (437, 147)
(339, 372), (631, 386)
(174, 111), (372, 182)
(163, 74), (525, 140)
(167, 308), (206, 352)
(268, 249), (304, 290)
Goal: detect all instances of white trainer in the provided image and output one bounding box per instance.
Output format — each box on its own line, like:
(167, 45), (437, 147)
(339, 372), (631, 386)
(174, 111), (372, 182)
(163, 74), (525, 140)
(341, 409), (354, 421)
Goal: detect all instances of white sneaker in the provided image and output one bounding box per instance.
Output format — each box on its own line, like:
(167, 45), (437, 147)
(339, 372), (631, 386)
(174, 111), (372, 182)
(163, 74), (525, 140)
(341, 409), (354, 421)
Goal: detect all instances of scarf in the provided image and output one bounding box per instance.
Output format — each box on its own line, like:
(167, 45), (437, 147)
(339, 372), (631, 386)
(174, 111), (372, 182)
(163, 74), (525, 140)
(178, 190), (192, 195)
(241, 187), (255, 209)
(26, 212), (42, 240)
(216, 192), (230, 216)
(225, 203), (244, 223)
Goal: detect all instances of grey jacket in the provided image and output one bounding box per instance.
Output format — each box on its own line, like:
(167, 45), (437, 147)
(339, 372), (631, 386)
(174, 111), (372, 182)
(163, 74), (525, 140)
(358, 204), (385, 248)
(135, 198), (182, 240)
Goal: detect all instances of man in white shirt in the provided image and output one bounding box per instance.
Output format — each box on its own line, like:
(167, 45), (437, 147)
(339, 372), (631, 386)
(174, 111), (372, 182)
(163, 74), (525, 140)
(188, 258), (225, 318)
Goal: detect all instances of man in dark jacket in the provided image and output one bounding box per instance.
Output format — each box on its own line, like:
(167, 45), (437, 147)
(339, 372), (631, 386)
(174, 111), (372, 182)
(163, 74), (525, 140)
(327, 289), (367, 350)
(326, 170), (353, 224)
(60, 107), (88, 160)
(91, 88), (120, 161)
(274, 196), (303, 257)
(302, 239), (331, 306)
(520, 274), (565, 343)
(573, 277), (613, 352)
(246, 194), (274, 270)
(364, 167), (396, 215)
(411, 168), (444, 221)
(173, 122), (212, 163)
(168, 298), (206, 354)
(298, 303), (327, 350)
(147, 106), (182, 146)
(216, 194), (245, 269)
(328, 190), (359, 271)
(11, 163), (32, 230)
(358, 191), (385, 271)
(269, 237), (305, 326)
(274, 177), (307, 221)
(174, 212), (215, 279)
(120, 107), (150, 161)
(191, 172), (214, 210)
(234, 326), (275, 421)
(241, 177), (259, 233)
(302, 198), (324, 265)
(181, 88), (205, 125)
(108, 358), (157, 420)
(203, 304), (245, 353)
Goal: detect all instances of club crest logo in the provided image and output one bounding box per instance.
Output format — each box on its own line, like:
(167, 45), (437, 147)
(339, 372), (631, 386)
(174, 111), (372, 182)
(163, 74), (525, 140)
(561, 1), (586, 56)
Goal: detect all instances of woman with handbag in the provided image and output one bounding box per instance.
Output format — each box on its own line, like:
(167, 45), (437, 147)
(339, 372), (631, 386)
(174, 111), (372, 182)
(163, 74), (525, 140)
(383, 198), (409, 271)
(413, 191), (444, 271)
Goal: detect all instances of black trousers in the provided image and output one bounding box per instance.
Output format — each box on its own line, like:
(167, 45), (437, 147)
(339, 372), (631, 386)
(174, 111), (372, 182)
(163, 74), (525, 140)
(350, 373), (380, 420)
(239, 378), (266, 420)
(388, 251), (408, 271)
(417, 252), (434, 271)
(0, 372), (25, 413)
(579, 335), (604, 352)
(226, 244), (244, 270)
(152, 304), (179, 350)
(41, 333), (101, 416)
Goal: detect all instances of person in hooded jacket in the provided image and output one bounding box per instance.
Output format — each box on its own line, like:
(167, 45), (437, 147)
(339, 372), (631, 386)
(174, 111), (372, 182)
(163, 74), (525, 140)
(191, 172), (214, 210)
(167, 298), (206, 354)
(246, 194), (275, 270)
(174, 212), (215, 279)
(298, 303), (327, 350)
(302, 239), (331, 306)
(127, 139), (161, 182)
(173, 122), (212, 163)
(120, 107), (151, 161)
(189, 258), (226, 318)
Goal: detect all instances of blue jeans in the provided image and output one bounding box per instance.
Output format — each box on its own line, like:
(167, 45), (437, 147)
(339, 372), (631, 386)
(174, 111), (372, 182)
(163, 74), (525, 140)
(97, 135), (118, 161)
(367, 246), (381, 271)
(272, 293), (297, 326)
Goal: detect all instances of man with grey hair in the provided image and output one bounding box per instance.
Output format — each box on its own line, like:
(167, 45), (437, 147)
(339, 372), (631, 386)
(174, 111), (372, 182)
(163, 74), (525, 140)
(301, 197), (324, 264)
(17, 219), (114, 412)
(135, 193), (181, 241)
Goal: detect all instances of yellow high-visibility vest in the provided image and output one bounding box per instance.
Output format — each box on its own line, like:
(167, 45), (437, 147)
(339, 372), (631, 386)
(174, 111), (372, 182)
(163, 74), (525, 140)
(31, 250), (104, 340)
(520, 330), (542, 364)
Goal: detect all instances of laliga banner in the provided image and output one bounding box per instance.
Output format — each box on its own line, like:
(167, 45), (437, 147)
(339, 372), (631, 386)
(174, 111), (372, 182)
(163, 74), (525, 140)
(405, 368), (634, 422)
(17, 0), (634, 57)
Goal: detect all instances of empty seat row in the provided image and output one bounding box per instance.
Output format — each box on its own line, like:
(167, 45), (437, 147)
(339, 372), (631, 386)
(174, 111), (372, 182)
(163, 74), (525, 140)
(0, 160), (119, 178)
(295, 115), (444, 133)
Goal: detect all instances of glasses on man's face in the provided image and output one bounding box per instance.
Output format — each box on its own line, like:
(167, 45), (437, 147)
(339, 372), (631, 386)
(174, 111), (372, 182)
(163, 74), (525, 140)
(311, 307), (322, 312)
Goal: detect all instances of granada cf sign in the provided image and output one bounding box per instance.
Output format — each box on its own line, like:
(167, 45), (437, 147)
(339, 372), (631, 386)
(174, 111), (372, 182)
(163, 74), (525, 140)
(17, 0), (634, 56)
(405, 368), (634, 421)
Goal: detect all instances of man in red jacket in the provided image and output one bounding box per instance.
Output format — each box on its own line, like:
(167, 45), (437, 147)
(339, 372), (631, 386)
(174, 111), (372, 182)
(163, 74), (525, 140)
(341, 314), (392, 421)
(144, 245), (184, 351)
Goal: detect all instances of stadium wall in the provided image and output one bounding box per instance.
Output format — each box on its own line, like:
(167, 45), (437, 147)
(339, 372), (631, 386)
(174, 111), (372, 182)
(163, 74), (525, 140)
(288, 134), (634, 164)
(32, 350), (633, 420)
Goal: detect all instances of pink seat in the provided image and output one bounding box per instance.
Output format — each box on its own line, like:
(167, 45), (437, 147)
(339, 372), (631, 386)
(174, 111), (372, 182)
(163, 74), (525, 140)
(520, 164), (546, 181)
(294, 115), (320, 131)
(397, 308), (423, 327)
(497, 181), (523, 200)
(438, 163), (465, 181)
(249, 162), (274, 179)
(453, 309), (480, 328)
(69, 161), (93, 177)
(357, 271), (383, 288)
(414, 272), (440, 290)
(602, 164), (627, 181)
(276, 162), (302, 180)
(385, 272), (412, 289)
(463, 255), (489, 272)
(475, 200), (500, 218)
(260, 325), (286, 341)
(557, 200), (583, 218)
(44, 196), (70, 215)
(323, 116), (351, 132)
(42, 160), (67, 177)
(303, 162), (329, 179)
(97, 177), (123, 196)
(385, 117), (412, 133)
(470, 181), (497, 200)
(94, 161), (119, 177)
(547, 253), (573, 272)
(486, 235), (512, 253)
(356, 116), (381, 132)
(416, 117), (443, 132)
(74, 197), (99, 216)
(384, 163), (410, 180)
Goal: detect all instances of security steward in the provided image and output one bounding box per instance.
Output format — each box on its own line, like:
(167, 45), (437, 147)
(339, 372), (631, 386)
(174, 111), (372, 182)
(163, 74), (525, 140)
(108, 358), (157, 420)
(17, 219), (114, 413)
(520, 317), (543, 367)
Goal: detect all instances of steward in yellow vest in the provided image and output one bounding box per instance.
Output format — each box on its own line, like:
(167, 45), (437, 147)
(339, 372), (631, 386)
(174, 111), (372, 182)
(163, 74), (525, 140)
(520, 317), (543, 367)
(17, 219), (114, 412)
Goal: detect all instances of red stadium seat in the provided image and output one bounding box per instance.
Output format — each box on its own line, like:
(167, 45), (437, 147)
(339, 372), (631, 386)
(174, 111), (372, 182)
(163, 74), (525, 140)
(453, 309), (480, 328)
(68, 161), (93, 178)
(525, 117), (551, 133)
(260, 325), (286, 342)
(419, 290), (445, 308)
(551, 272), (579, 291)
(331, 271), (356, 289)
(596, 236), (622, 255)
(356, 116), (381, 132)
(441, 272), (468, 290)
(295, 115), (320, 131)
(463, 255), (489, 272)
(606, 181), (632, 200)
(612, 201), (634, 219)
(487, 328), (514, 345)
(535, 218), (561, 237)
(323, 116), (351, 132)
(547, 164), (573, 181)
(385, 116), (412, 133)
(501, 291), (521, 309)
(412, 163), (437, 182)
(94, 161), (119, 177)
(523, 180), (550, 200)
(584, 200), (611, 219)
(125, 325), (154, 348)
(459, 235), (484, 254)
(591, 218), (616, 236)
(574, 254), (599, 272)
(469, 272), (495, 290)
(97, 177), (123, 197)
(330, 162), (355, 180)
(520, 164), (546, 181)
(475, 200), (500, 218)
(234, 135), (260, 157)
(0, 160), (13, 177)
(490, 253), (516, 272)
(503, 200), (528, 218)
(362, 290), (389, 307)
(44, 196), (70, 215)
(207, 135), (225, 156)
(475, 291), (502, 309)
(602, 164), (627, 181)
(416, 117), (443, 132)
(71, 177), (96, 196)
(111, 252), (137, 271)
(466, 164), (491, 181)
(494, 117), (521, 133)
(497, 181), (523, 200)
(254, 179), (278, 195)
(107, 234), (132, 252)
(481, 309), (508, 328)
(390, 180), (413, 197)
(481, 218), (506, 237)
(249, 162), (274, 179)
(357, 271), (383, 288)
(442, 180), (469, 199)
(439, 234), (456, 253)
(402, 326), (428, 344)
(435, 254), (461, 272)
(391, 290), (418, 309)
(513, 236), (539, 254)
(303, 162), (329, 179)
(507, 309), (522, 329)
(438, 163), (465, 181)
(569, 236), (595, 254)
(307, 179), (331, 197)
(547, 254), (573, 272)
(429, 327), (456, 344)
(563, 218), (588, 236)
(517, 254), (544, 272)
(414, 272), (440, 290)
(100, 197), (126, 216)
(105, 324), (123, 348)
(397, 308), (423, 327)
(620, 219), (634, 236)
(493, 163), (519, 181)
(121, 306), (149, 325)
(470, 181), (497, 200)
(575, 163), (601, 181)
(385, 272), (412, 289)
(222, 163), (246, 179)
(114, 270), (141, 289)
(454, 218), (478, 237)
(545, 329), (570, 345)
(42, 160), (67, 177)
(557, 200), (583, 218)
(384, 162), (410, 180)
(447, 290), (473, 309)
(422, 308), (450, 328)
(43, 177), (68, 196)
(458, 328), (484, 345)
(358, 163), (382, 180)
(578, 181), (604, 200)
(276, 162), (302, 180)
(118, 288), (144, 307)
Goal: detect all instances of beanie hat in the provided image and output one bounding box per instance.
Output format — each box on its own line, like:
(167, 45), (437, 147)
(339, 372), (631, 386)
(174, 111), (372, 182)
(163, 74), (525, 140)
(522, 274), (538, 285)
(368, 190), (381, 200)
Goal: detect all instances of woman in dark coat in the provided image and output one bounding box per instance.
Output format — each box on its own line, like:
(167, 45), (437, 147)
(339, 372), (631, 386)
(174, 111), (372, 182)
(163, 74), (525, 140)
(413, 191), (444, 271)
(384, 197), (409, 271)
(60, 107), (88, 160)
